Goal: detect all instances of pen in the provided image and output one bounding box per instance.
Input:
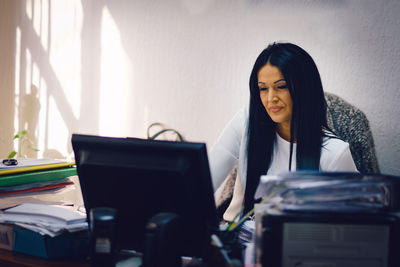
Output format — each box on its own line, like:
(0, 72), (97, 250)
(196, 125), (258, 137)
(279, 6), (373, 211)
(227, 205), (244, 231)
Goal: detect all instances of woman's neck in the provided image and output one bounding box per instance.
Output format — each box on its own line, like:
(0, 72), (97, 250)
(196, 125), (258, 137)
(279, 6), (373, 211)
(277, 122), (295, 143)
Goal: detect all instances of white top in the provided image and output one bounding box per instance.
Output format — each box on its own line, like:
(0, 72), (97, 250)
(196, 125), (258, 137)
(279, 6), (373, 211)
(209, 106), (358, 221)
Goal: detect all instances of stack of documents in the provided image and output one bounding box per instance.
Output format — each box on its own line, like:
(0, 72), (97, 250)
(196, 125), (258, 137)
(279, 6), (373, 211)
(0, 203), (87, 237)
(254, 171), (399, 213)
(0, 158), (77, 209)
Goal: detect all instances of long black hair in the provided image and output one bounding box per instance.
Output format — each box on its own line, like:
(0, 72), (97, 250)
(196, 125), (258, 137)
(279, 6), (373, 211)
(244, 42), (329, 213)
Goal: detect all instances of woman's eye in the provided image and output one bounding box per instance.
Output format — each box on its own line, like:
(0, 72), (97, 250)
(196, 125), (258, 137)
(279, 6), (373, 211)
(277, 85), (287, 89)
(259, 87), (268, 91)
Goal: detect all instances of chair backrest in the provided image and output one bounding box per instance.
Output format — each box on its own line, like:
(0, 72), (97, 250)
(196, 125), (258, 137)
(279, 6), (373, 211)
(325, 92), (380, 173)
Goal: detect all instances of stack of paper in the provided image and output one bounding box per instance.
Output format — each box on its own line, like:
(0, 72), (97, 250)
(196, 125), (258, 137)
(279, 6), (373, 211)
(254, 171), (396, 213)
(0, 158), (77, 209)
(0, 203), (87, 237)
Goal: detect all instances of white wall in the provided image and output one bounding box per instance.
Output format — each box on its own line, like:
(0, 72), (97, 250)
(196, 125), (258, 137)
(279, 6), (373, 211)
(0, 0), (399, 175)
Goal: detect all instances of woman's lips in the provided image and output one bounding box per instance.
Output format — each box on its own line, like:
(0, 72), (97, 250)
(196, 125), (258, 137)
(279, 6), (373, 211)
(269, 106), (283, 113)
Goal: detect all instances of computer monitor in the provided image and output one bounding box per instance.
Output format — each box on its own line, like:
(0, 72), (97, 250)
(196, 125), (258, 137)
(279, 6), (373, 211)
(71, 134), (218, 257)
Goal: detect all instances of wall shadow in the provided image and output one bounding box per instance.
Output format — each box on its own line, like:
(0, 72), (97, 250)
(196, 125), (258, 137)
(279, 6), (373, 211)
(14, 0), (78, 158)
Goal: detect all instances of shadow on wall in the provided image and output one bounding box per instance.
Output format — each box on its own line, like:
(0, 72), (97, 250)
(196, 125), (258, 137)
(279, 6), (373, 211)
(20, 85), (40, 158)
(13, 0), (88, 159)
(13, 0), (142, 159)
(12, 0), (144, 158)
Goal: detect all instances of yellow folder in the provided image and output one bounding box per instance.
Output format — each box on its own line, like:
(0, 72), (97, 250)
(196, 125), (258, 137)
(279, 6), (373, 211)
(0, 162), (75, 176)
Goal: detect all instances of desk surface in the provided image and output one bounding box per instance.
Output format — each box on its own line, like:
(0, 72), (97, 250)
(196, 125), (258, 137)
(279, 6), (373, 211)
(0, 249), (145, 267)
(0, 249), (89, 267)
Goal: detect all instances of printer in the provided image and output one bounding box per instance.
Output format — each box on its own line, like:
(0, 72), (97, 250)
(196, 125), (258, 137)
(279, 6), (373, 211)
(253, 172), (400, 267)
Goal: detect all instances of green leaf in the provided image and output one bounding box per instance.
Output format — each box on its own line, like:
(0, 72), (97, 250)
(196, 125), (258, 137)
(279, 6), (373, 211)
(28, 145), (40, 152)
(13, 130), (28, 139)
(8, 151), (17, 159)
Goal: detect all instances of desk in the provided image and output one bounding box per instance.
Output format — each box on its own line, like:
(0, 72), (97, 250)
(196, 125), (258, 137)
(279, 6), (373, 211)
(0, 249), (89, 267)
(0, 249), (146, 267)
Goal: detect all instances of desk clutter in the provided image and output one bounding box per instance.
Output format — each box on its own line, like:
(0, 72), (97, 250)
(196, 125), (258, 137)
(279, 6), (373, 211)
(0, 203), (89, 259)
(1, 155), (400, 266)
(0, 158), (79, 209)
(0, 158), (89, 259)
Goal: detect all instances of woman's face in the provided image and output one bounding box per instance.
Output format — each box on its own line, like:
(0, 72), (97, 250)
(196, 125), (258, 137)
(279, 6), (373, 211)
(257, 63), (293, 130)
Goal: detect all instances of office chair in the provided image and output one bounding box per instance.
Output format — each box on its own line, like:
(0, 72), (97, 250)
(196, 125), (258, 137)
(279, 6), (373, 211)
(216, 92), (380, 217)
(324, 92), (380, 174)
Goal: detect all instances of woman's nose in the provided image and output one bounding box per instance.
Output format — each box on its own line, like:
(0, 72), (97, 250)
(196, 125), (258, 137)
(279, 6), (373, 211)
(268, 90), (278, 103)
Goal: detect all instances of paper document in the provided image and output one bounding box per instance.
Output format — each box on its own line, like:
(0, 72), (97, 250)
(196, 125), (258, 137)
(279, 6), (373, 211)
(0, 175), (83, 210)
(3, 203), (86, 225)
(254, 172), (393, 212)
(0, 203), (88, 237)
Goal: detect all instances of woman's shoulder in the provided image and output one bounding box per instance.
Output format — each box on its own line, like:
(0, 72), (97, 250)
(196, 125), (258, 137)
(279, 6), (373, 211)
(235, 104), (249, 120)
(321, 134), (350, 155)
(320, 135), (357, 171)
(211, 105), (248, 152)
(227, 104), (249, 130)
(322, 134), (348, 146)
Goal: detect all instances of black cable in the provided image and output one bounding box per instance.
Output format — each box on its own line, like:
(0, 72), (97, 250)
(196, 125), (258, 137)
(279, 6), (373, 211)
(147, 123), (185, 142)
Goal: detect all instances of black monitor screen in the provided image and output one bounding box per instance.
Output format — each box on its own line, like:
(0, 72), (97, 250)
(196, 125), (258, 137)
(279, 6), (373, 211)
(71, 134), (218, 257)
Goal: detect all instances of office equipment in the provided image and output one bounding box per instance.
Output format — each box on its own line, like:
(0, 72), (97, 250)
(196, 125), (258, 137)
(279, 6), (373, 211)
(253, 172), (400, 267)
(142, 212), (182, 267)
(90, 207), (117, 267)
(255, 208), (400, 267)
(71, 134), (218, 258)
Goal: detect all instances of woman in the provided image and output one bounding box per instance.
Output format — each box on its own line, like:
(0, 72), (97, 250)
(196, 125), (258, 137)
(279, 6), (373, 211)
(209, 42), (358, 221)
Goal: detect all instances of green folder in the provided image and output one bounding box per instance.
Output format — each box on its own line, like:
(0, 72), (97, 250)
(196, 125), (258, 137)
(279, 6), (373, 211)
(0, 167), (77, 187)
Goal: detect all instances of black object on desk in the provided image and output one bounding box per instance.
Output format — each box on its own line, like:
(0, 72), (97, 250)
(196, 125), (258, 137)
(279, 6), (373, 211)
(71, 134), (219, 259)
(90, 207), (117, 267)
(2, 158), (18, 166)
(142, 212), (181, 267)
